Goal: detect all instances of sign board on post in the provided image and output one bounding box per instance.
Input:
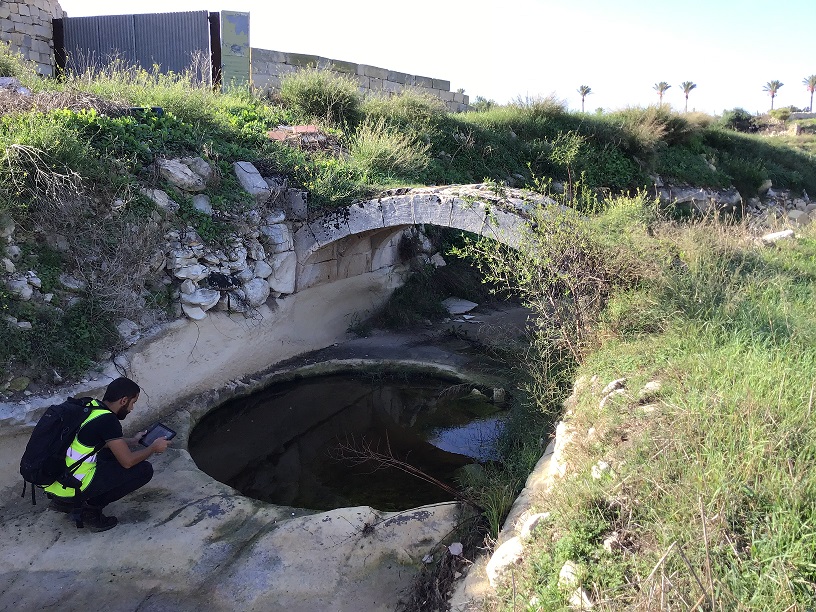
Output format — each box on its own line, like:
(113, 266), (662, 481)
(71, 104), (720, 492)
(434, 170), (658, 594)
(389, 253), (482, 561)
(220, 11), (250, 89)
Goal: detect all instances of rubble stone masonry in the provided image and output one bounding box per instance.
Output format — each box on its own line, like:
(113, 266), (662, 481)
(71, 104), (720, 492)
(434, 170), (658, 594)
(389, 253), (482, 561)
(0, 0), (63, 76)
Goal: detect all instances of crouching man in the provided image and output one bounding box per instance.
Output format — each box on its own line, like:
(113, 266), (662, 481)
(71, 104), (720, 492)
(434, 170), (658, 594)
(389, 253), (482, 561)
(45, 377), (171, 532)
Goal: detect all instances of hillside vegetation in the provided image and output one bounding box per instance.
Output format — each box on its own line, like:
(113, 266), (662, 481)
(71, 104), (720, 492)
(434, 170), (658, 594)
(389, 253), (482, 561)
(2, 43), (816, 610)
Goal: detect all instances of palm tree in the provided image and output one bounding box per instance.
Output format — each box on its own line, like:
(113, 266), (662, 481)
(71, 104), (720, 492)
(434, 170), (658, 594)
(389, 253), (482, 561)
(577, 85), (592, 112)
(763, 80), (784, 110)
(803, 75), (816, 112)
(680, 81), (697, 113)
(653, 82), (671, 105)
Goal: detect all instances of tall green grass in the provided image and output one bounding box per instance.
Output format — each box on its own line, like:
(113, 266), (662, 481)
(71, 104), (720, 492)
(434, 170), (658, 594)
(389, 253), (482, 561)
(496, 218), (816, 610)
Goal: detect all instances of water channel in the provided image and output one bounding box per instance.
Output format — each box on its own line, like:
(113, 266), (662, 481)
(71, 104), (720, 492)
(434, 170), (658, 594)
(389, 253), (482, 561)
(189, 372), (508, 511)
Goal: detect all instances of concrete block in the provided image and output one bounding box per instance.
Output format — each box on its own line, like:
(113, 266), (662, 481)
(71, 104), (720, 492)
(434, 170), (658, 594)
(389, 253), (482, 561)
(33, 24), (50, 38)
(36, 63), (52, 76)
(328, 59), (357, 74)
(481, 207), (526, 249)
(413, 193), (452, 227)
(440, 90), (454, 102)
(381, 196), (415, 226)
(449, 197), (487, 235)
(371, 232), (402, 270)
(338, 251), (371, 279)
(362, 64), (389, 80)
(369, 77), (382, 90)
(253, 74), (280, 90)
(251, 48), (287, 63)
(297, 258), (338, 291)
(382, 80), (402, 94)
(9, 4), (19, 14)
(286, 52), (320, 68)
(462, 94), (469, 105)
(355, 74), (370, 88)
(345, 200), (384, 235)
(387, 70), (407, 85)
(415, 75), (434, 88)
(453, 92), (465, 103)
(18, 4), (30, 16)
(432, 78), (451, 91)
(269, 63), (297, 77)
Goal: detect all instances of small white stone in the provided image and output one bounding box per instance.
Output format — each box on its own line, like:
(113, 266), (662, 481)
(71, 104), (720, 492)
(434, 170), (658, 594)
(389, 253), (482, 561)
(448, 542), (463, 556)
(558, 561), (580, 588)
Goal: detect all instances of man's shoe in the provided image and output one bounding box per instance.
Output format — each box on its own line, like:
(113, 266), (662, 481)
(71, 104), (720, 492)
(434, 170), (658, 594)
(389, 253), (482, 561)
(80, 507), (118, 532)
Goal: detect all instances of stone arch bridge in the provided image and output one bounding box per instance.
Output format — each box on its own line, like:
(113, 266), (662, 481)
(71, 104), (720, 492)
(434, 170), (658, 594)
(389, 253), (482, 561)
(292, 184), (554, 291)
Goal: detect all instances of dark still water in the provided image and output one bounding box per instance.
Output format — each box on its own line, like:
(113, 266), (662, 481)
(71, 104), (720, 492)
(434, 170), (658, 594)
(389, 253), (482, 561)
(189, 373), (506, 511)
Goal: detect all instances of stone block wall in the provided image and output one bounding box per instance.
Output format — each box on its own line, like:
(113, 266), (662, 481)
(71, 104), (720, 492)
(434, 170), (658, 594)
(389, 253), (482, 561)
(251, 48), (469, 113)
(0, 0), (63, 76)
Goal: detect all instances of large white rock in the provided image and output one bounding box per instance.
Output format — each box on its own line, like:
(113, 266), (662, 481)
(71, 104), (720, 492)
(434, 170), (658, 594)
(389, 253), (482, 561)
(140, 188), (178, 211)
(243, 277), (271, 307)
(180, 289), (220, 311)
(268, 251), (296, 294)
(174, 264), (209, 282)
(157, 159), (206, 192)
(486, 536), (524, 588)
(253, 260), (274, 279)
(181, 156), (213, 184)
(192, 194), (212, 215)
(116, 319), (140, 346)
(234, 161), (271, 204)
(261, 222), (293, 254)
(6, 278), (32, 301)
(58, 274), (86, 292)
(442, 297), (478, 315)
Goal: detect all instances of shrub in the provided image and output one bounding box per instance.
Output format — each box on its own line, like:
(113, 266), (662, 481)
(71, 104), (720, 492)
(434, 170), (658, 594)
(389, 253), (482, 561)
(769, 108), (792, 122)
(348, 117), (430, 179)
(718, 107), (758, 133)
(0, 41), (35, 80)
(362, 88), (447, 133)
(279, 68), (362, 126)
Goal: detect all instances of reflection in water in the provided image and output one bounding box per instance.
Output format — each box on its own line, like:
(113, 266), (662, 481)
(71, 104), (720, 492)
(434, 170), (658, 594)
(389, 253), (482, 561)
(189, 374), (506, 511)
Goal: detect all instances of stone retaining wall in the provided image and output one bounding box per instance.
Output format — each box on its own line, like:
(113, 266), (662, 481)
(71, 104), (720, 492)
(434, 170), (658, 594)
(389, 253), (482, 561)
(251, 47), (470, 113)
(0, 0), (62, 76)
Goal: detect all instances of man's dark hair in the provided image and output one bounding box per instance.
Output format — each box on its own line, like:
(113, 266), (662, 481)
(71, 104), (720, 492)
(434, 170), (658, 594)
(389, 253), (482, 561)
(103, 377), (141, 402)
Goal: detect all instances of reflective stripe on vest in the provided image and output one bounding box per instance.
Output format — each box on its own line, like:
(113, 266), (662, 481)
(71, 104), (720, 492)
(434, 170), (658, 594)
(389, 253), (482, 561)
(44, 402), (109, 498)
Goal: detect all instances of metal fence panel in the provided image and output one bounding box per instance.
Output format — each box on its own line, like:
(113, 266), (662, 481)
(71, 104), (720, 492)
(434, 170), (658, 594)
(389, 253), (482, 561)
(61, 10), (210, 81)
(134, 11), (210, 75)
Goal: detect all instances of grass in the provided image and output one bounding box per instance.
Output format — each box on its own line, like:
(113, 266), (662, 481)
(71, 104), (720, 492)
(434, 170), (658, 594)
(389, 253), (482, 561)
(479, 208), (816, 610)
(1, 40), (815, 610)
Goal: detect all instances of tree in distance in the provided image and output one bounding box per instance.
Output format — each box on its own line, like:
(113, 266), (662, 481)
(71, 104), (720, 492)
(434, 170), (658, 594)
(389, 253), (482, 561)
(680, 81), (697, 113)
(654, 82), (671, 105)
(803, 75), (816, 112)
(763, 80), (784, 110)
(577, 85), (592, 112)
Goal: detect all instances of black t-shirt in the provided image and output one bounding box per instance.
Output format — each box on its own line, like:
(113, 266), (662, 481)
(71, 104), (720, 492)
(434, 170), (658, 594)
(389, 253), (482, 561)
(76, 409), (123, 460)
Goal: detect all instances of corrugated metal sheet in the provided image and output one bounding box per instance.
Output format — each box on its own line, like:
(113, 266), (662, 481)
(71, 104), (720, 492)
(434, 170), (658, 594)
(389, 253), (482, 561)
(61, 11), (210, 81)
(134, 11), (210, 74)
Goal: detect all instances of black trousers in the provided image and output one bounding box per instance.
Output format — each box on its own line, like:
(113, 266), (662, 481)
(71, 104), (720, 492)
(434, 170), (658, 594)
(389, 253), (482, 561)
(81, 457), (154, 509)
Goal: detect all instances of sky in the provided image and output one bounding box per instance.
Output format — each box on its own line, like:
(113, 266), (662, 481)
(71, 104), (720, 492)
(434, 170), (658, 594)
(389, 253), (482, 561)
(57, 0), (816, 116)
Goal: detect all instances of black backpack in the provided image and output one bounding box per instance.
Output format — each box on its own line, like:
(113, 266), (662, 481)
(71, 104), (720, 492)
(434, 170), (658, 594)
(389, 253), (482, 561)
(19, 396), (103, 504)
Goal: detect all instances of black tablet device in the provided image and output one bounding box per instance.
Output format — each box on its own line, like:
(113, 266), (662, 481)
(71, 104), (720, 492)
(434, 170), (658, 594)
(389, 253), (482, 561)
(139, 422), (176, 446)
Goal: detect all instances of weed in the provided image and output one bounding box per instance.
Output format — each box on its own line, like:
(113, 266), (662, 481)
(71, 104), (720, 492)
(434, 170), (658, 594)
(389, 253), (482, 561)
(279, 67), (362, 127)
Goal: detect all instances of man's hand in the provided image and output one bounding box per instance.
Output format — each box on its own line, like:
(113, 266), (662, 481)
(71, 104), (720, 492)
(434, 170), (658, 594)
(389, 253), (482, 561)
(128, 430), (148, 446)
(150, 436), (171, 454)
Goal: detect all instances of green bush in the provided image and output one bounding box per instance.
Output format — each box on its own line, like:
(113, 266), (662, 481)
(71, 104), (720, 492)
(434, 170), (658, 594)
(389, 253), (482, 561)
(348, 117), (430, 180)
(362, 88), (446, 133)
(769, 107), (792, 122)
(718, 107), (758, 133)
(0, 41), (35, 80)
(279, 68), (362, 126)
